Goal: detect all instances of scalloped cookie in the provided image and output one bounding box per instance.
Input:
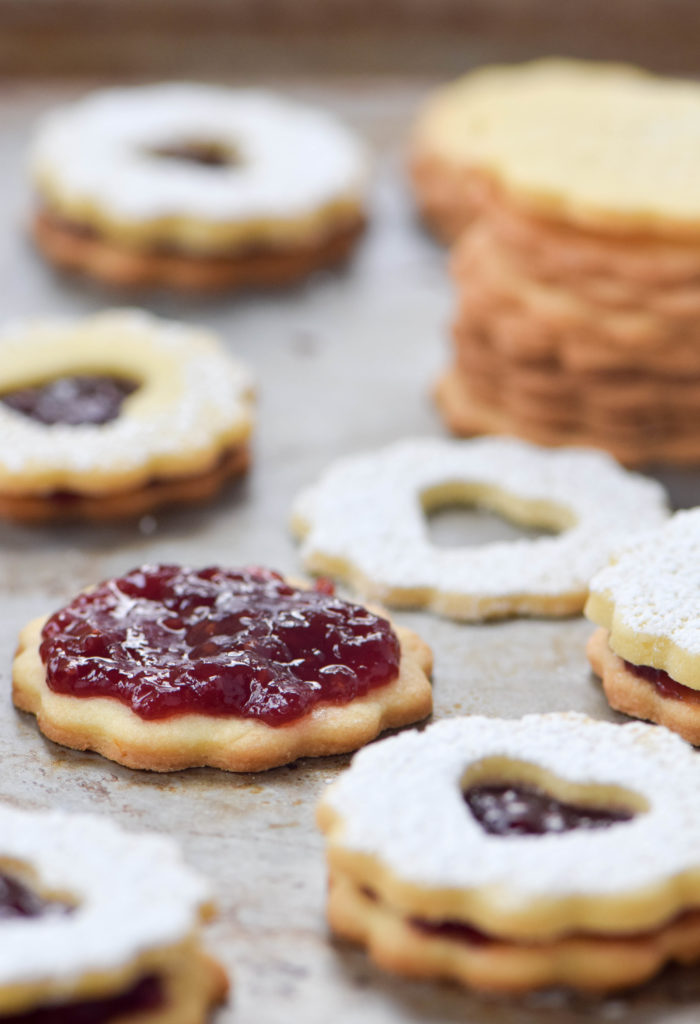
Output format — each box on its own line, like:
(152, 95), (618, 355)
(318, 712), (700, 993)
(292, 437), (668, 620)
(410, 59), (700, 239)
(0, 309), (254, 522)
(0, 803), (226, 1020)
(13, 564), (432, 772)
(586, 509), (700, 743)
(31, 84), (368, 291)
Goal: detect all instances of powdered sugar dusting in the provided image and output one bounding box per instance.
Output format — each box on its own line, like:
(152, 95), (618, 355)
(0, 309), (253, 482)
(32, 84), (368, 226)
(0, 804), (208, 989)
(293, 438), (668, 615)
(587, 509), (700, 659)
(322, 713), (700, 898)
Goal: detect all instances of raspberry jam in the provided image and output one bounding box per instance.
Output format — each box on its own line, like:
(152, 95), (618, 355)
(625, 660), (700, 704)
(1, 375), (137, 426)
(4, 975), (163, 1023)
(0, 873), (68, 920)
(409, 909), (699, 948)
(149, 140), (235, 167)
(464, 783), (634, 836)
(40, 565), (401, 724)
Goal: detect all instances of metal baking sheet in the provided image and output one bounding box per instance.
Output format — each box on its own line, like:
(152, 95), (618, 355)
(0, 80), (699, 1024)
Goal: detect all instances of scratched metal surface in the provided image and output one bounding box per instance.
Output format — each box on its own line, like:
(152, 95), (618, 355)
(0, 81), (698, 1024)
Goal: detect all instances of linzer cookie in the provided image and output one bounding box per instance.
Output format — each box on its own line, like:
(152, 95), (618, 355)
(30, 84), (368, 290)
(0, 803), (226, 1020)
(586, 509), (700, 744)
(317, 713), (700, 993)
(12, 565), (432, 772)
(292, 437), (668, 620)
(0, 310), (254, 522)
(424, 60), (700, 465)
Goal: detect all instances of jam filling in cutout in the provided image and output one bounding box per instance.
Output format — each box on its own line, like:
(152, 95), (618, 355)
(464, 782), (635, 837)
(0, 873), (70, 920)
(147, 140), (239, 168)
(39, 565), (401, 725)
(624, 659), (700, 705)
(2, 975), (164, 1024)
(0, 376), (138, 426)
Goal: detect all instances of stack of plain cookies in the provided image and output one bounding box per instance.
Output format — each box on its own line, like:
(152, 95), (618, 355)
(412, 60), (700, 466)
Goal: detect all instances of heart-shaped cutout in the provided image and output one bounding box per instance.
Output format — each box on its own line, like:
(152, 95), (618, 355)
(462, 758), (644, 837)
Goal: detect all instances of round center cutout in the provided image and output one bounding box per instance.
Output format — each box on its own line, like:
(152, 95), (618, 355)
(147, 139), (241, 168)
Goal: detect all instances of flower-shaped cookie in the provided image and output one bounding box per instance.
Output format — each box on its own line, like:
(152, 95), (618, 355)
(586, 508), (700, 743)
(292, 437), (668, 620)
(0, 803), (226, 1020)
(0, 309), (254, 522)
(318, 712), (700, 992)
(13, 564), (432, 772)
(31, 84), (368, 290)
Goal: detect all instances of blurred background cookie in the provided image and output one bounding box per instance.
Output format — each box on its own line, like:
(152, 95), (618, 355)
(30, 84), (369, 291)
(416, 59), (700, 465)
(0, 803), (226, 1020)
(0, 309), (254, 521)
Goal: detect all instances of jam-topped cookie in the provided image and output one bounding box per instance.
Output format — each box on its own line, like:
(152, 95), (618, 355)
(13, 564), (432, 772)
(0, 310), (254, 522)
(30, 84), (368, 291)
(292, 437), (668, 620)
(586, 509), (700, 744)
(0, 803), (226, 1021)
(318, 712), (700, 993)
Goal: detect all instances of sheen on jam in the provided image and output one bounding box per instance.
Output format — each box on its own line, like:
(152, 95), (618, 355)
(625, 659), (700, 704)
(39, 566), (401, 725)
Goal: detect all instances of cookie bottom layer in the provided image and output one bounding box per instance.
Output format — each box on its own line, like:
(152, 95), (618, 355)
(408, 152), (478, 243)
(434, 368), (700, 466)
(33, 211), (365, 292)
(0, 444), (250, 523)
(12, 618), (432, 772)
(3, 947), (227, 1024)
(587, 627), (700, 745)
(327, 871), (700, 994)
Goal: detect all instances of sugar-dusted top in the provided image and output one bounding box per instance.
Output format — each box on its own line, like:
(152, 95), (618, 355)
(0, 309), (253, 491)
(586, 509), (700, 685)
(293, 437), (668, 617)
(321, 713), (700, 914)
(0, 804), (208, 990)
(32, 84), (368, 235)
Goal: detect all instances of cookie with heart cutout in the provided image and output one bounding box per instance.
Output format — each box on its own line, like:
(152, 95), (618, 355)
(292, 437), (668, 620)
(0, 309), (254, 522)
(586, 508), (700, 744)
(317, 712), (700, 993)
(12, 564), (432, 773)
(0, 803), (226, 1021)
